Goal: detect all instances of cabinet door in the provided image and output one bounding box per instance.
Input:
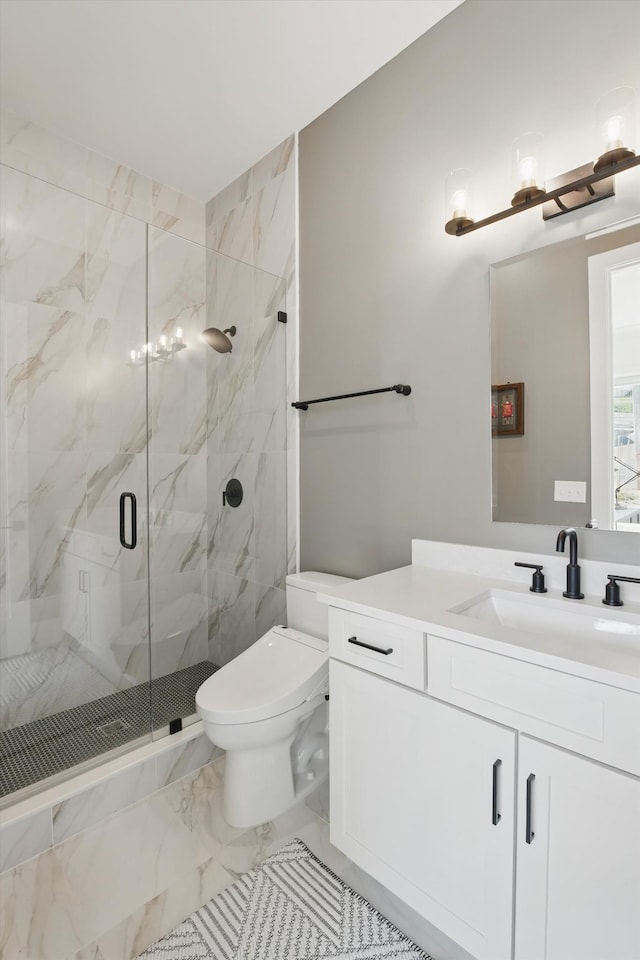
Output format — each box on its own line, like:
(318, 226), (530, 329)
(516, 736), (640, 960)
(330, 660), (516, 960)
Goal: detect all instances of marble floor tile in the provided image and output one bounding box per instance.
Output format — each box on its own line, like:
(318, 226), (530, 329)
(72, 855), (232, 960)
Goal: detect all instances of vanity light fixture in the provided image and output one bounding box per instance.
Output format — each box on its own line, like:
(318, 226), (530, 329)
(445, 86), (639, 236)
(511, 132), (545, 206)
(445, 168), (474, 234)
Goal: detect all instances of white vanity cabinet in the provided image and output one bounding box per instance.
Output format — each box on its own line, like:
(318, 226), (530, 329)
(329, 657), (516, 960)
(515, 735), (640, 960)
(328, 602), (640, 960)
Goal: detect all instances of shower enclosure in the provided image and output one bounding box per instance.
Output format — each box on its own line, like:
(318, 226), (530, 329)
(0, 163), (288, 803)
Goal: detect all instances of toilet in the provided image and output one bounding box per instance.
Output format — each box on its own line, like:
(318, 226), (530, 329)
(196, 571), (352, 828)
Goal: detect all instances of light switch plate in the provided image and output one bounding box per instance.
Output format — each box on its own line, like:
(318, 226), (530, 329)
(554, 480), (587, 503)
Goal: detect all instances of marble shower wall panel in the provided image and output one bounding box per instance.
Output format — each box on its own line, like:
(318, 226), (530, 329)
(0, 110), (207, 754)
(147, 230), (207, 456)
(83, 452), (149, 684)
(205, 135), (298, 585)
(213, 256), (255, 425)
(0, 109), (205, 243)
(1, 168), (89, 672)
(205, 139), (293, 665)
(208, 170), (253, 264)
(253, 270), (287, 455)
(151, 182), (205, 246)
(147, 229), (209, 682)
(24, 450), (87, 604)
(1, 167), (85, 313)
(208, 572), (256, 668)
(255, 452), (287, 592)
(252, 139), (295, 281)
(149, 452), (208, 577)
(0, 110), (90, 203)
(86, 151), (151, 223)
(149, 570), (209, 681)
(85, 206), (147, 456)
(216, 452), (257, 579)
(0, 163), (158, 735)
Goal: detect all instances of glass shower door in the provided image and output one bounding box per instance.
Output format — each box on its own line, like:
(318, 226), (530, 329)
(0, 167), (152, 802)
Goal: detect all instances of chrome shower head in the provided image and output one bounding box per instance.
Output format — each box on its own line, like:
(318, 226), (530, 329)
(201, 325), (236, 353)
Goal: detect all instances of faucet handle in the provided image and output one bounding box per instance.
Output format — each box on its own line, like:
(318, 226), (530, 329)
(515, 562), (547, 594)
(603, 574), (640, 607)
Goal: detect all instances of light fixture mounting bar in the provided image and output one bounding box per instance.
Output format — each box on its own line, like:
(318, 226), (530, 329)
(540, 162), (614, 220)
(451, 153), (640, 236)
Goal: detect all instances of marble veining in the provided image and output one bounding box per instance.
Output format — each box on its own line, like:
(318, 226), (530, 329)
(2, 113), (292, 826)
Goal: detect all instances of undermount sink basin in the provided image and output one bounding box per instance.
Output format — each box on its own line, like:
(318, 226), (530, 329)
(450, 589), (640, 649)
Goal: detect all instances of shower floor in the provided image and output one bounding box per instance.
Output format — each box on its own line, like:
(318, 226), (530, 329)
(0, 660), (218, 801)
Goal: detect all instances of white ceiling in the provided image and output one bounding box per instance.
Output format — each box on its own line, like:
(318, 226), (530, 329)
(0, 0), (462, 201)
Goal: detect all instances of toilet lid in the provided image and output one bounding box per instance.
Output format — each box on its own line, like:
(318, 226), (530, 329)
(195, 627), (328, 725)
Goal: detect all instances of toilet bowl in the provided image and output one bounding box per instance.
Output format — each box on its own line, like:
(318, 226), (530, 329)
(196, 572), (352, 827)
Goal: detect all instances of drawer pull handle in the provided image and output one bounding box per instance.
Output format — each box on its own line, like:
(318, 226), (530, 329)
(347, 636), (393, 656)
(525, 773), (535, 844)
(492, 759), (502, 825)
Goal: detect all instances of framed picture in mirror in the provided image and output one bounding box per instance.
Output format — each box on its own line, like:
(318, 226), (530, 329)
(492, 382), (524, 437)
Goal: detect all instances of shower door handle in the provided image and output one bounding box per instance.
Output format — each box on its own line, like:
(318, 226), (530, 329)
(119, 492), (137, 550)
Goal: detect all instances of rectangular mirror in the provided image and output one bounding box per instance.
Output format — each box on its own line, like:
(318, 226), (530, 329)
(490, 220), (640, 533)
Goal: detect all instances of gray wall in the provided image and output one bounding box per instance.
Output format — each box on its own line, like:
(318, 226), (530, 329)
(299, 0), (640, 577)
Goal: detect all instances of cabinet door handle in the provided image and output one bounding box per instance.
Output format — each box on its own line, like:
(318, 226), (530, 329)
(492, 759), (502, 825)
(525, 773), (535, 844)
(119, 492), (137, 550)
(347, 636), (393, 656)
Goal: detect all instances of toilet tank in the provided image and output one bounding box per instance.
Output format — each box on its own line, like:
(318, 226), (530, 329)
(285, 572), (354, 640)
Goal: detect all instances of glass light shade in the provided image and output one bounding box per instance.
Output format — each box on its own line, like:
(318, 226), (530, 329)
(594, 87), (636, 171)
(445, 168), (474, 234)
(511, 132), (545, 206)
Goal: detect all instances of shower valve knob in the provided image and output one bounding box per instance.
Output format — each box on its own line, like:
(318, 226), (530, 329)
(222, 478), (243, 508)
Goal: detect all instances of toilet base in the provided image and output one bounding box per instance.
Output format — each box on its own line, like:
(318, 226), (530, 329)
(220, 699), (329, 828)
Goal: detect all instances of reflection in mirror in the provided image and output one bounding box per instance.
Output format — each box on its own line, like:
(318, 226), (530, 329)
(490, 220), (640, 533)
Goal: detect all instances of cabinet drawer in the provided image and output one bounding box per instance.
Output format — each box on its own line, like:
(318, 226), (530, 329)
(329, 607), (425, 690)
(428, 635), (640, 775)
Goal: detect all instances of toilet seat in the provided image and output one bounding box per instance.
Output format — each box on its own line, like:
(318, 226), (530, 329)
(195, 627), (328, 725)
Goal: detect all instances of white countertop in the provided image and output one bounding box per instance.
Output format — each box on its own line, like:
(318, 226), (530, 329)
(319, 558), (640, 695)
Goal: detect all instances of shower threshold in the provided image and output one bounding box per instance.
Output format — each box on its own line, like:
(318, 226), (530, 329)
(0, 660), (218, 801)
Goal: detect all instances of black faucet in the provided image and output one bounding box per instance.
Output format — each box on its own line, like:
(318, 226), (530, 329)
(555, 527), (584, 600)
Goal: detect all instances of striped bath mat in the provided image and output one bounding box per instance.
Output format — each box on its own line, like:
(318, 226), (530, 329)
(138, 838), (431, 959)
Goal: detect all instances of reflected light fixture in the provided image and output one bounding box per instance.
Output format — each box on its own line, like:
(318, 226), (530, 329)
(445, 86), (639, 236)
(128, 327), (185, 365)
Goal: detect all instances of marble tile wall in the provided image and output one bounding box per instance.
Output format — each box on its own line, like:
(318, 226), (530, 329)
(0, 744), (467, 960)
(1, 110), (293, 715)
(0, 111), (209, 736)
(146, 228), (210, 681)
(0, 109), (205, 244)
(0, 727), (219, 874)
(1, 116), (297, 958)
(0, 163), (153, 734)
(205, 136), (297, 665)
